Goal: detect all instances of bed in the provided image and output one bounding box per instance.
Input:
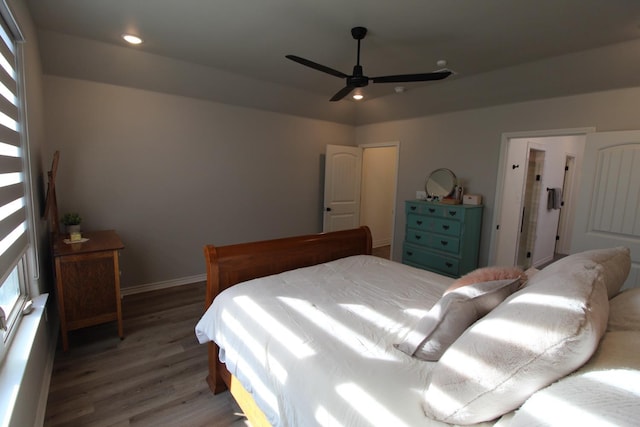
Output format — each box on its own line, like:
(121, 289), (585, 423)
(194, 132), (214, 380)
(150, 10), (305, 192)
(196, 226), (640, 427)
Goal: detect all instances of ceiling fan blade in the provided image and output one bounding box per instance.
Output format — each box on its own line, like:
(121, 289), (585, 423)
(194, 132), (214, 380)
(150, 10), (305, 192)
(330, 86), (355, 102)
(372, 70), (452, 84)
(286, 55), (348, 79)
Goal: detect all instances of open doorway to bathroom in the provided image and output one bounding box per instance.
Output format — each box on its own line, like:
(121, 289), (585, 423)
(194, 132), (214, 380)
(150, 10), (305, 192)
(516, 148), (545, 269)
(490, 129), (590, 268)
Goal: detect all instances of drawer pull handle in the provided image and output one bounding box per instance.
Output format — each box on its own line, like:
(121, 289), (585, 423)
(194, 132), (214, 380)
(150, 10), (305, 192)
(416, 220), (423, 225)
(448, 210), (457, 216)
(415, 235), (421, 240)
(407, 251), (413, 256)
(442, 225), (450, 230)
(445, 262), (453, 268)
(410, 206), (417, 211)
(428, 208), (436, 213)
(440, 240), (448, 246)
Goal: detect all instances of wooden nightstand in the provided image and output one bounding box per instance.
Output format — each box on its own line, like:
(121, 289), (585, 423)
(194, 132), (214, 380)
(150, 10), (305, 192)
(53, 230), (125, 351)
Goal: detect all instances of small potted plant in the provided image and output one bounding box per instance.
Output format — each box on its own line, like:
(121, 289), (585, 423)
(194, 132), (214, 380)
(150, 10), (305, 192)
(61, 212), (82, 241)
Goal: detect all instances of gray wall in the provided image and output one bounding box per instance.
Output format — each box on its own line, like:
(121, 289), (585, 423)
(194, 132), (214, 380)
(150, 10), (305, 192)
(43, 73), (640, 288)
(355, 86), (640, 265)
(43, 76), (354, 288)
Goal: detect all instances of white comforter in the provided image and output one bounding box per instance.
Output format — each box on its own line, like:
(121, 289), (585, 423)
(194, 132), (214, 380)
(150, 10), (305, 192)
(195, 255), (498, 427)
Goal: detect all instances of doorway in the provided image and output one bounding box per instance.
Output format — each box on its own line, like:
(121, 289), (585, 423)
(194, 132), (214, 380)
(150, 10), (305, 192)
(360, 144), (398, 251)
(517, 148), (545, 269)
(323, 142), (399, 259)
(490, 129), (592, 267)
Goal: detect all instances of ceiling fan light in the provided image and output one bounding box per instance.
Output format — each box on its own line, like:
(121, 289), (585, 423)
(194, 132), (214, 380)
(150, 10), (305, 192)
(122, 34), (143, 45)
(353, 93), (364, 100)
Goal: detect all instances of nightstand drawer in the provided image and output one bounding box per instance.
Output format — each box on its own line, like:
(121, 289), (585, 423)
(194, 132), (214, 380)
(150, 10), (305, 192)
(407, 213), (460, 236)
(402, 244), (460, 277)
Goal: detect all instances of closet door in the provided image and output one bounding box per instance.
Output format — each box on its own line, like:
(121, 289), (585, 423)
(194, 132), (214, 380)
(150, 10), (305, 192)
(571, 130), (640, 289)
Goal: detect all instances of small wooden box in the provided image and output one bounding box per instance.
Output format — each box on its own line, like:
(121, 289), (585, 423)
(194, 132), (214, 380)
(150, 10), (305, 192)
(463, 194), (482, 205)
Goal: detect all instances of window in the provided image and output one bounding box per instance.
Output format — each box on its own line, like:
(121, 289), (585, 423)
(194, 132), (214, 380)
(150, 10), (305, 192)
(0, 7), (32, 360)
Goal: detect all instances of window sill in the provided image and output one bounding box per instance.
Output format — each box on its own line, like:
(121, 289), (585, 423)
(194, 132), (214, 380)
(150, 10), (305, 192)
(0, 293), (51, 427)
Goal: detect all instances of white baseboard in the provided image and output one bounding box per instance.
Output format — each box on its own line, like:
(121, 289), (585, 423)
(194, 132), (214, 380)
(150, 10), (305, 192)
(373, 238), (391, 248)
(120, 274), (207, 296)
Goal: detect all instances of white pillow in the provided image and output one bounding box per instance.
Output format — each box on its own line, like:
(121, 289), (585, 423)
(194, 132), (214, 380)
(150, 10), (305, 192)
(608, 287), (640, 331)
(510, 331), (640, 426)
(422, 260), (610, 424)
(395, 278), (521, 361)
(541, 246), (630, 298)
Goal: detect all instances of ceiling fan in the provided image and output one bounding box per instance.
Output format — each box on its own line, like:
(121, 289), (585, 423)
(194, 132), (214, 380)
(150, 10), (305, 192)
(286, 26), (452, 102)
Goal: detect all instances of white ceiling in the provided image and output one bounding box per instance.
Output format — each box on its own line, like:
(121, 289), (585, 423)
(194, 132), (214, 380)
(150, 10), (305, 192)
(24, 0), (640, 123)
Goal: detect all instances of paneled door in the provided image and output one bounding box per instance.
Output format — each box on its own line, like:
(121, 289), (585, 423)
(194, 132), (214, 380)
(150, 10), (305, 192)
(323, 145), (362, 232)
(571, 130), (640, 289)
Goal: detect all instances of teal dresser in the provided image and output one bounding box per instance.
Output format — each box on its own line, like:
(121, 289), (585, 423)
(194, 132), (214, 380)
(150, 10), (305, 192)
(402, 200), (483, 278)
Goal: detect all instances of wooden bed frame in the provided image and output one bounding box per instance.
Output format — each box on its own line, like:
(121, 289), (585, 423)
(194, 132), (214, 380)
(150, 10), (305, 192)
(202, 225), (373, 421)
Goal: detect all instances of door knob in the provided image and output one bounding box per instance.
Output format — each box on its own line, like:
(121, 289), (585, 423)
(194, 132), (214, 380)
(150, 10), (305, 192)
(326, 207), (332, 212)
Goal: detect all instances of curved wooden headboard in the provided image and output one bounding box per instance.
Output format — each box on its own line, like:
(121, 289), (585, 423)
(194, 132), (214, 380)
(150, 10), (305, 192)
(202, 226), (372, 393)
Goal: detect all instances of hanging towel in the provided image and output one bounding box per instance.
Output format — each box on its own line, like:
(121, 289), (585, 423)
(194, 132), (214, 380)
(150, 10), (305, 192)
(547, 188), (562, 210)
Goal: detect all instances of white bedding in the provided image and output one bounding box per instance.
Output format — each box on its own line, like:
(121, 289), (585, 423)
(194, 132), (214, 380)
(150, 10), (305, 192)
(195, 255), (501, 427)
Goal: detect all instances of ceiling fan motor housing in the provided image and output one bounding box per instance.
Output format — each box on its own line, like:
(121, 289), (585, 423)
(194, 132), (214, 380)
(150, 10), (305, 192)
(349, 65), (368, 87)
(351, 26), (367, 40)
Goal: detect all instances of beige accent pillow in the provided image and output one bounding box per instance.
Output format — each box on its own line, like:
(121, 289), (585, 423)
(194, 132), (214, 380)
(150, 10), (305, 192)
(540, 246), (630, 298)
(445, 266), (525, 294)
(423, 259), (610, 424)
(395, 278), (522, 361)
(608, 287), (640, 331)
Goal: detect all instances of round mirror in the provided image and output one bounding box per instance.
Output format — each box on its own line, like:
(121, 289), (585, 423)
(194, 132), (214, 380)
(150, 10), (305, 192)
(425, 168), (457, 198)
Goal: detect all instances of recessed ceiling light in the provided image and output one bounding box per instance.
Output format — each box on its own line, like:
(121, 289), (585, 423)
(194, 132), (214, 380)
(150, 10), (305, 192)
(122, 34), (143, 45)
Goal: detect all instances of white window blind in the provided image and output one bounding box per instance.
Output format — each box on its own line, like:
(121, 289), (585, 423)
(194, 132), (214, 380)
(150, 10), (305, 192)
(0, 14), (26, 288)
(0, 7), (29, 352)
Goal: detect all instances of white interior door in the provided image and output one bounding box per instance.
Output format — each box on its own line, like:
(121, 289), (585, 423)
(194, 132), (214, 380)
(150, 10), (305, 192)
(323, 145), (362, 232)
(530, 142), (562, 268)
(494, 138), (528, 265)
(556, 155), (576, 255)
(571, 130), (640, 289)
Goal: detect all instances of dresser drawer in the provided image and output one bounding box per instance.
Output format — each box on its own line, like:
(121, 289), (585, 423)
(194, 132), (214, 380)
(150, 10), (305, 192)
(406, 201), (445, 216)
(438, 205), (466, 221)
(406, 201), (466, 221)
(405, 230), (460, 254)
(402, 244), (460, 277)
(407, 213), (461, 237)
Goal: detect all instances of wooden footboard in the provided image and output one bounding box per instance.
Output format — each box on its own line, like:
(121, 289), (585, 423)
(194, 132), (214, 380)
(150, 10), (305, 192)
(203, 226), (372, 394)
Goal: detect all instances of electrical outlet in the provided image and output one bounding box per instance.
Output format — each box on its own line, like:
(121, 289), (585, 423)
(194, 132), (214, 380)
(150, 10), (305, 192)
(416, 190), (427, 200)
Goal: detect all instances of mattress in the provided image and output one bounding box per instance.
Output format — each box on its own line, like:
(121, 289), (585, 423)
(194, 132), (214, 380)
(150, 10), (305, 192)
(195, 255), (499, 427)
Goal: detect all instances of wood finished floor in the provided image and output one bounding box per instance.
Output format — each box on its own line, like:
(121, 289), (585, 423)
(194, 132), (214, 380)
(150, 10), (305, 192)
(44, 282), (250, 427)
(372, 245), (390, 260)
(45, 249), (391, 426)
